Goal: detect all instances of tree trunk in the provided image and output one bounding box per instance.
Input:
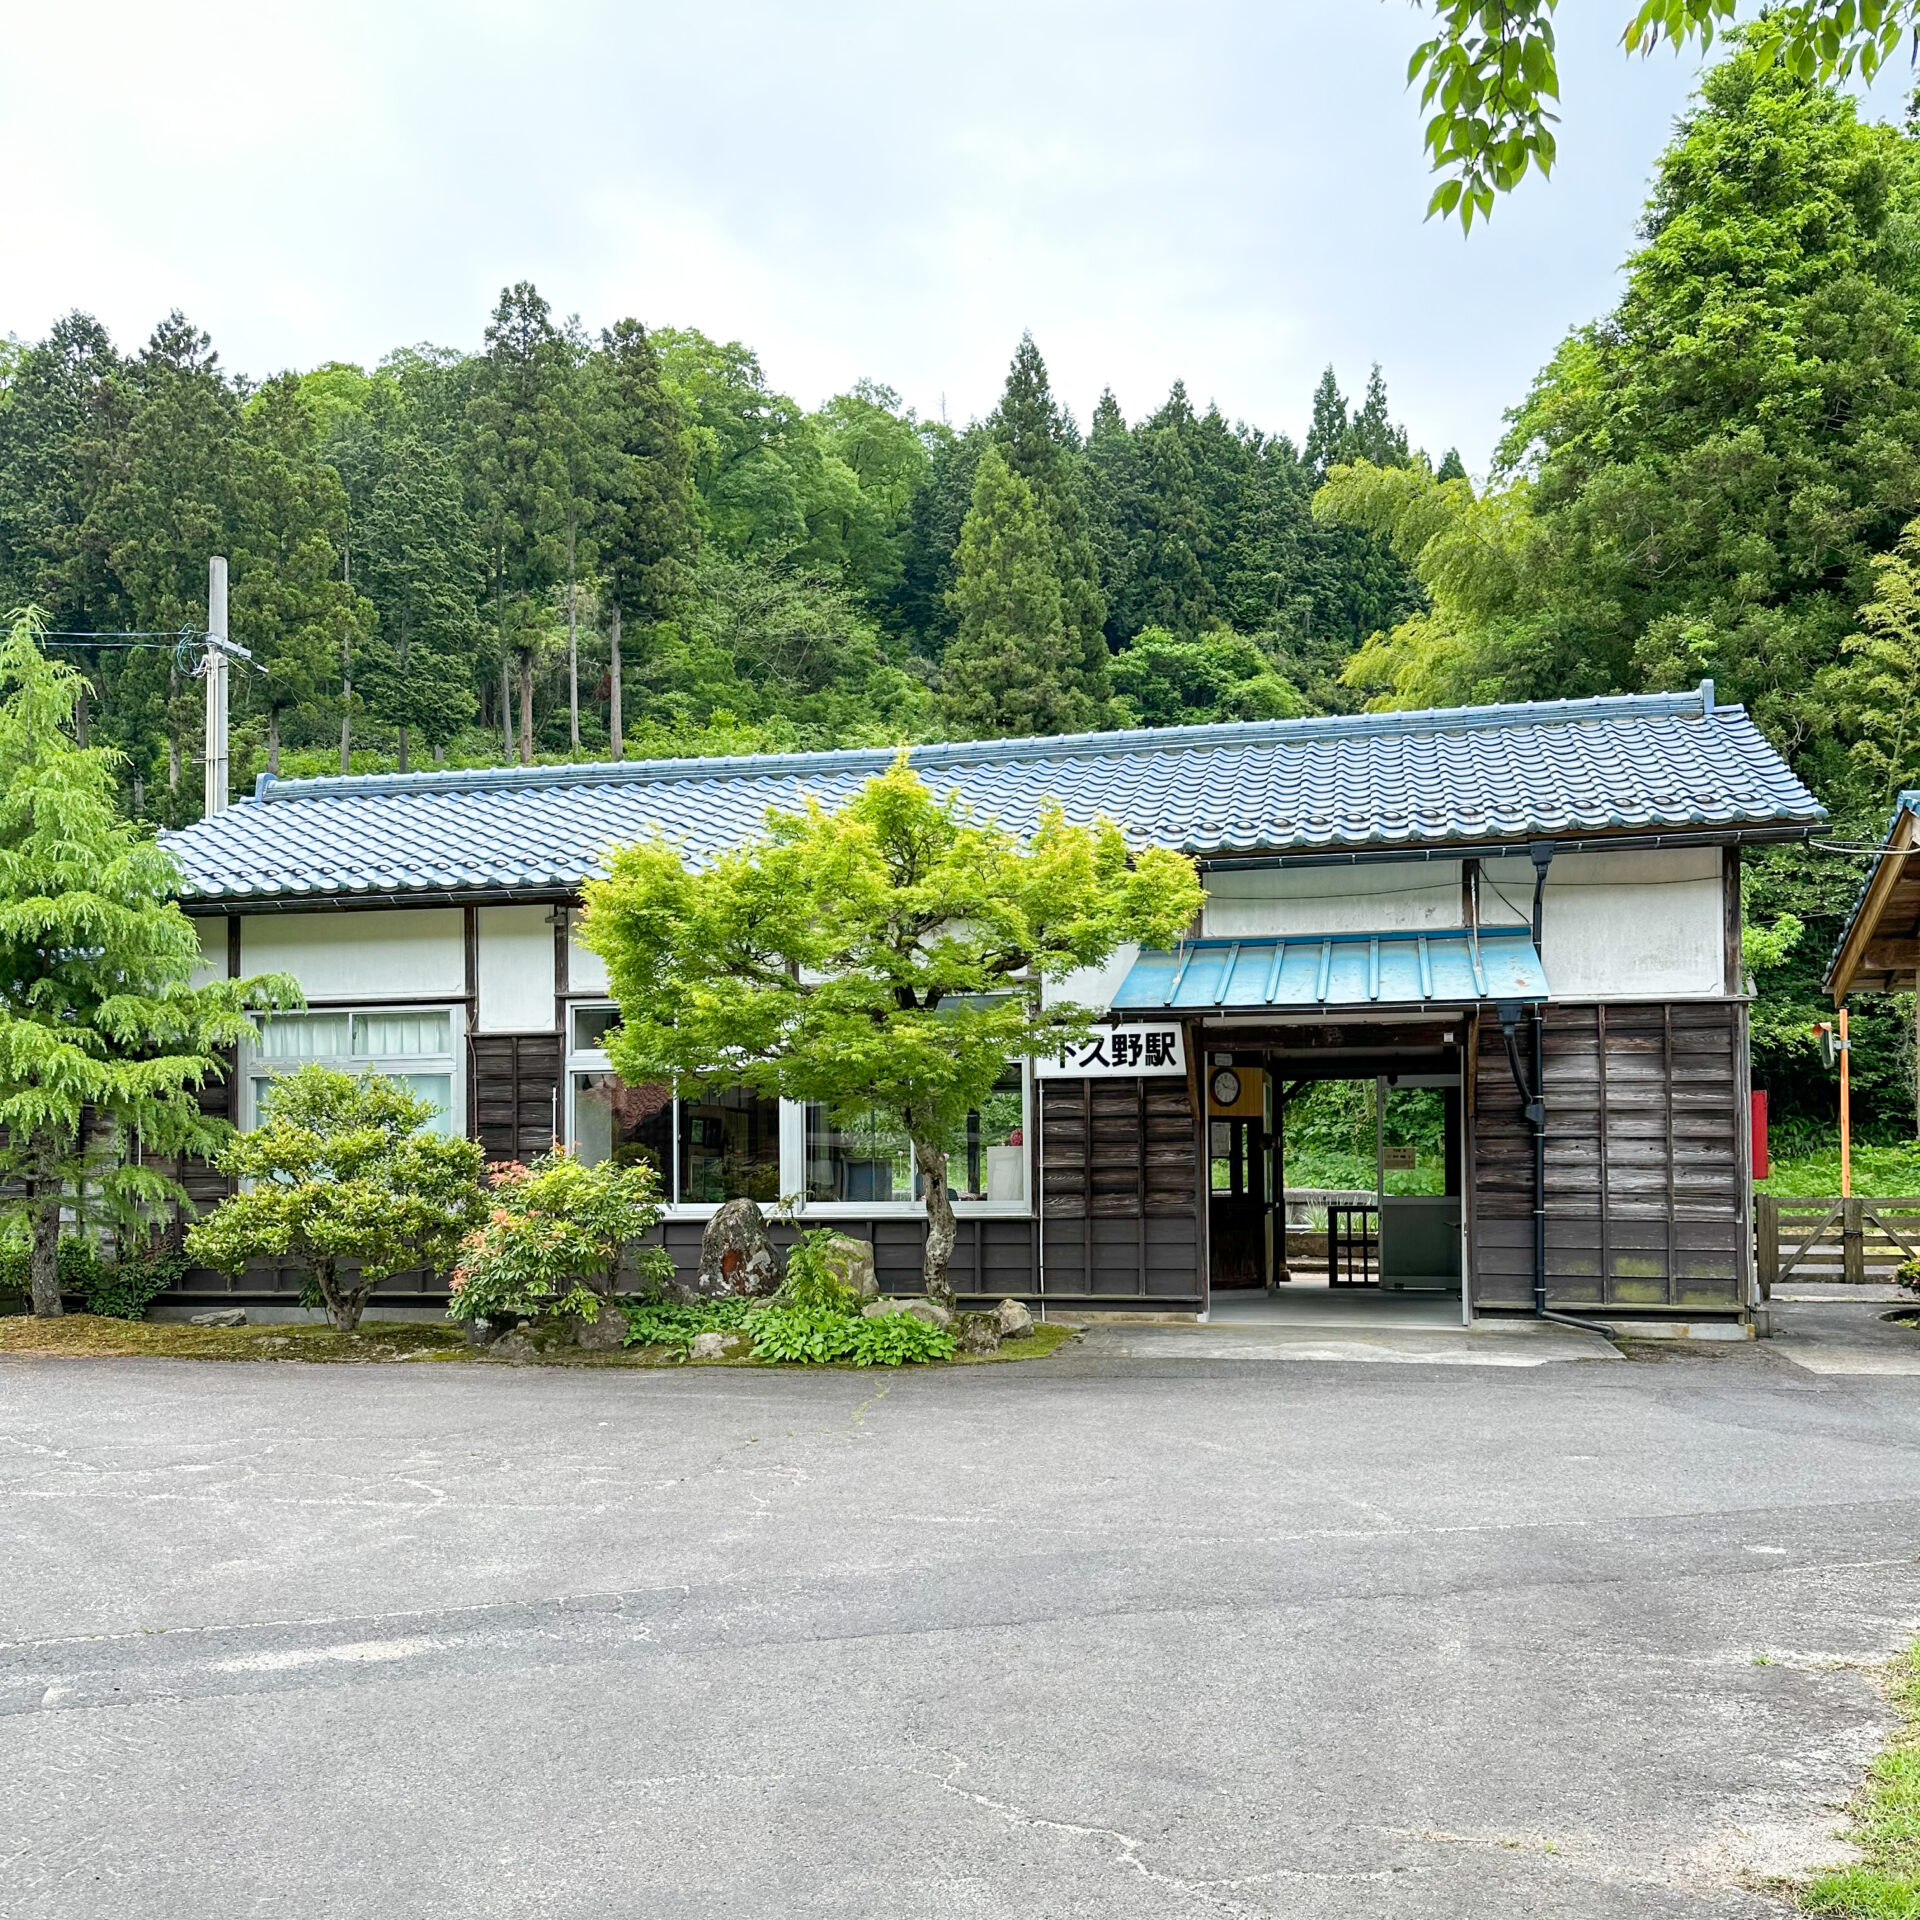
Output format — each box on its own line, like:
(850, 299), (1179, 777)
(518, 655), (534, 764)
(567, 510), (580, 750)
(912, 1133), (957, 1309)
(396, 616), (411, 773)
(267, 709), (281, 776)
(28, 1130), (64, 1318)
(501, 656), (513, 760)
(314, 1260), (368, 1334)
(609, 601), (623, 760)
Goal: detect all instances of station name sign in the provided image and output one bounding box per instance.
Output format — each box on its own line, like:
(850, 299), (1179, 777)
(1037, 1023), (1187, 1078)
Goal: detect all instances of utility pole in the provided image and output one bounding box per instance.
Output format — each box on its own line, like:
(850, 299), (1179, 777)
(1839, 1006), (1852, 1199)
(204, 556), (230, 817)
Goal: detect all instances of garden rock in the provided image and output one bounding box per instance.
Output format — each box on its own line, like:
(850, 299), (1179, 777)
(815, 1233), (879, 1303)
(698, 1199), (779, 1298)
(189, 1308), (247, 1328)
(568, 1295), (630, 1352)
(996, 1298), (1035, 1339)
(690, 1330), (729, 1360)
(862, 1297), (950, 1330)
(951, 1311), (1002, 1355)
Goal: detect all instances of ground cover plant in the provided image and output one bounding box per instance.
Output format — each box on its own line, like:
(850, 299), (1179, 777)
(1801, 1640), (1920, 1914)
(620, 1229), (960, 1367)
(1759, 1138), (1920, 1200)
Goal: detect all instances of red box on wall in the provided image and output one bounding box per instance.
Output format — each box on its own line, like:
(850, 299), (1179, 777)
(1750, 1090), (1769, 1182)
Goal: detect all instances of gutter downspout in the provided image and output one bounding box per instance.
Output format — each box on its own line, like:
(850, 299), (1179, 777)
(1496, 974), (1615, 1342)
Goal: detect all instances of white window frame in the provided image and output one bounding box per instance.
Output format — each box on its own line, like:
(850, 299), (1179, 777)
(562, 998), (1033, 1220)
(242, 1004), (467, 1136)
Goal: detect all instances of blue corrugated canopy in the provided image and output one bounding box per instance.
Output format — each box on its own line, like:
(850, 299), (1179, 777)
(1112, 929), (1548, 1012)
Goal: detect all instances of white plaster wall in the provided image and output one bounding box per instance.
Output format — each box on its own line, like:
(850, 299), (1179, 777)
(1483, 847), (1725, 998)
(1043, 944), (1140, 1012)
(477, 905), (556, 1032)
(241, 909), (464, 1001)
(568, 926), (610, 996)
(1202, 862), (1464, 937)
(191, 917), (226, 989)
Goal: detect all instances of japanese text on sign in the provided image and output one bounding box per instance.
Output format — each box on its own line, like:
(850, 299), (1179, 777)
(1037, 1024), (1187, 1077)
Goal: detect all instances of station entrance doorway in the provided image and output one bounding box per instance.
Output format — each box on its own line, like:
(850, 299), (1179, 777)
(1201, 1018), (1469, 1321)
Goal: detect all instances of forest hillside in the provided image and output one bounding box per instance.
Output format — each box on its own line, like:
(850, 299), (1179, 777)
(2, 40), (1916, 1137)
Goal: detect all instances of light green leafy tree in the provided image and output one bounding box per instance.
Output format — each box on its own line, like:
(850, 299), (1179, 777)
(579, 759), (1203, 1306)
(0, 610), (292, 1316)
(1406, 0), (1920, 228)
(188, 1065), (487, 1332)
(1110, 627), (1309, 727)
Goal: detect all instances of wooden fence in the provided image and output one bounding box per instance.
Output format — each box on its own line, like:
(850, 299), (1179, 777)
(1756, 1195), (1920, 1288)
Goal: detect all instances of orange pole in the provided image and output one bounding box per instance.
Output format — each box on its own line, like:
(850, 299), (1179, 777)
(1839, 1007), (1852, 1199)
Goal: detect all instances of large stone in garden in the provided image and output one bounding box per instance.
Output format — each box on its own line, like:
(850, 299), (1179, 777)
(951, 1311), (1002, 1355)
(189, 1308), (247, 1327)
(569, 1295), (629, 1352)
(862, 1297), (950, 1330)
(996, 1298), (1035, 1339)
(698, 1199), (779, 1298)
(814, 1233), (878, 1303)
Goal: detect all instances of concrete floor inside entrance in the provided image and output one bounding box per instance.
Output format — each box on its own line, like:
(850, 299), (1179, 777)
(1204, 1284), (1464, 1329)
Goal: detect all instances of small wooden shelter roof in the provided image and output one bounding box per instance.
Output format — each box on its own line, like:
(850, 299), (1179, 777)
(1826, 792), (1920, 1001)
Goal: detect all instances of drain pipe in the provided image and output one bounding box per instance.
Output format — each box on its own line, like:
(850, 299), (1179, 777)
(1495, 996), (1615, 1342)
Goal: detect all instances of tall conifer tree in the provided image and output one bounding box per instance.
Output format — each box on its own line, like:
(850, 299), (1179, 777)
(987, 336), (1110, 718)
(942, 446), (1084, 737)
(596, 318), (696, 758)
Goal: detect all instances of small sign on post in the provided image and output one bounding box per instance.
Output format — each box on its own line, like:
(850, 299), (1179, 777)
(1037, 1023), (1186, 1077)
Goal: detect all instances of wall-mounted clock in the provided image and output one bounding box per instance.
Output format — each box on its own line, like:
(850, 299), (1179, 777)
(1209, 1067), (1241, 1108)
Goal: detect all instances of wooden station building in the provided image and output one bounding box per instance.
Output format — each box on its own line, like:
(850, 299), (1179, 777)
(159, 683), (1823, 1326)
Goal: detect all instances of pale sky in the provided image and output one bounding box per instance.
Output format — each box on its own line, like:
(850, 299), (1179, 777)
(3, 3), (1909, 470)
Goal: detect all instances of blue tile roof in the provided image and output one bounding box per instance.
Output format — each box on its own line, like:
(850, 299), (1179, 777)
(161, 683), (1826, 906)
(1115, 930), (1549, 1011)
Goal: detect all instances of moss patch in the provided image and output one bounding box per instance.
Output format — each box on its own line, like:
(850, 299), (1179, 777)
(0, 1312), (1079, 1370)
(1801, 1643), (1920, 1916)
(0, 1314), (466, 1363)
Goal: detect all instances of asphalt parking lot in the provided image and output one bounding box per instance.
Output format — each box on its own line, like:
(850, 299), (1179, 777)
(4, 1301), (1918, 1918)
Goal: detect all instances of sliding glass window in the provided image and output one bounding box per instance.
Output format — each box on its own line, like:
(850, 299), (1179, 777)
(249, 1008), (460, 1134)
(566, 1004), (778, 1205)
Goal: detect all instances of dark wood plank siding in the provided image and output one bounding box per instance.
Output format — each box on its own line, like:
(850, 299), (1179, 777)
(1038, 1077), (1201, 1301)
(174, 1046), (239, 1231)
(471, 1034), (562, 1165)
(1471, 1001), (1746, 1312)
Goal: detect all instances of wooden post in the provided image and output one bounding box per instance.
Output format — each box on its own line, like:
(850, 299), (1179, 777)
(1840, 1007), (1852, 1199)
(1843, 1194), (1866, 1285)
(1755, 1194), (1778, 1300)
